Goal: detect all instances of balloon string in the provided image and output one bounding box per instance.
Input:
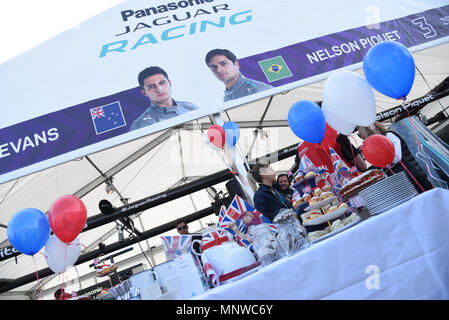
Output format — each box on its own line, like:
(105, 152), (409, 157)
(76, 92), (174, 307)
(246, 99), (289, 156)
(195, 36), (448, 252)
(58, 273), (63, 300)
(318, 143), (334, 172)
(206, 132), (237, 175)
(348, 136), (363, 176)
(63, 244), (68, 300)
(60, 275), (65, 300)
(348, 138), (356, 164)
(405, 108), (422, 148)
(399, 160), (426, 193)
(386, 165), (395, 175)
(33, 255), (42, 300)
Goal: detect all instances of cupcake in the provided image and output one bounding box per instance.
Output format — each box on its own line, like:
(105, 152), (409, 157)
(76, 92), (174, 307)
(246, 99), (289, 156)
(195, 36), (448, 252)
(321, 191), (333, 200)
(326, 206), (338, 213)
(302, 194), (312, 202)
(305, 171), (317, 189)
(294, 171), (305, 183)
(305, 171), (316, 179)
(337, 202), (349, 209)
(313, 187), (323, 197)
(309, 197), (322, 205)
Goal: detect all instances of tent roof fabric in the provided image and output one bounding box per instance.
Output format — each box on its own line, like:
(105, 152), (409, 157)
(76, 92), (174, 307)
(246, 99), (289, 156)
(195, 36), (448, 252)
(1, 18), (449, 299)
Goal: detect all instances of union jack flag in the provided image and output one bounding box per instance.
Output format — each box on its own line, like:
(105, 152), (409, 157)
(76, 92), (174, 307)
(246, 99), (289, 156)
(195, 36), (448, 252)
(217, 195), (277, 249)
(329, 147), (351, 187)
(299, 154), (316, 171)
(350, 166), (359, 175)
(217, 205), (228, 227)
(161, 235), (193, 261)
(329, 148), (345, 169)
(201, 229), (234, 252)
(292, 189), (301, 202)
(201, 253), (219, 287)
(90, 107), (105, 119)
(302, 185), (312, 194)
(200, 229), (234, 287)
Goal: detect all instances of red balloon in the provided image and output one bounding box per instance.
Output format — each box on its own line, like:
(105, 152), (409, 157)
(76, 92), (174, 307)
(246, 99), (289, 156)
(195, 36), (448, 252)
(49, 195), (87, 243)
(207, 125), (225, 149)
(320, 123), (338, 149)
(362, 134), (395, 168)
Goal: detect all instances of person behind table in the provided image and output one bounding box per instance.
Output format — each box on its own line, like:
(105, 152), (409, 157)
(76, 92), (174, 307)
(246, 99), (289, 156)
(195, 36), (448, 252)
(130, 66), (199, 131)
(292, 134), (367, 175)
(205, 48), (273, 102)
(175, 219), (191, 235)
(335, 134), (368, 172)
(54, 288), (72, 300)
(249, 162), (292, 222)
(357, 122), (434, 193)
(310, 102), (367, 172)
(275, 174), (294, 204)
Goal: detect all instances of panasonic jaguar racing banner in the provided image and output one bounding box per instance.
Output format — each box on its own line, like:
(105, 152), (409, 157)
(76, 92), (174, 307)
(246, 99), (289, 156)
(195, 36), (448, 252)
(1, 0), (449, 183)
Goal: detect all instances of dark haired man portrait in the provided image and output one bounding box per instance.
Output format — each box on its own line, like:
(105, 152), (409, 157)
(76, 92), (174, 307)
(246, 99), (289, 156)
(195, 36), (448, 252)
(205, 48), (273, 102)
(130, 66), (198, 131)
(275, 173), (293, 204)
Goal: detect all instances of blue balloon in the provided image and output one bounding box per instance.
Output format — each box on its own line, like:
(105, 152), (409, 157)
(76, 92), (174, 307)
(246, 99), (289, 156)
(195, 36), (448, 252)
(363, 41), (415, 99)
(222, 121), (240, 146)
(288, 100), (326, 144)
(7, 208), (50, 256)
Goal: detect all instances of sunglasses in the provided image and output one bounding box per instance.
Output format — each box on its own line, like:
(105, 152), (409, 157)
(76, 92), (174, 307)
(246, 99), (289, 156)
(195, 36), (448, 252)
(177, 225), (187, 231)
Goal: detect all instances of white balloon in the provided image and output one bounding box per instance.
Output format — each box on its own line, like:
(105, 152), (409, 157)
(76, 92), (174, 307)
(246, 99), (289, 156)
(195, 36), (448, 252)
(322, 103), (357, 135)
(322, 70), (376, 126)
(45, 235), (80, 274)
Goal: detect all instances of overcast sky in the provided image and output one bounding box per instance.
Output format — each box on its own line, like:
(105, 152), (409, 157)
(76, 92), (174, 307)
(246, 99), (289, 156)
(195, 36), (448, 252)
(0, 0), (125, 63)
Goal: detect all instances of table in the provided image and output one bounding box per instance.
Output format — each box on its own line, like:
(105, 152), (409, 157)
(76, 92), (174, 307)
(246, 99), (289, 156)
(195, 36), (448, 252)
(192, 188), (449, 300)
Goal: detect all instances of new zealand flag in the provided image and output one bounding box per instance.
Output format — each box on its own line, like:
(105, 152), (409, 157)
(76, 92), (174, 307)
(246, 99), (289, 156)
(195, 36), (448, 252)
(90, 101), (126, 134)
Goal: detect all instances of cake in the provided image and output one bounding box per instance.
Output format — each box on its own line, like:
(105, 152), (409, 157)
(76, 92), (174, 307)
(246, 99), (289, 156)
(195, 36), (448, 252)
(339, 169), (385, 198)
(342, 213), (360, 225)
(326, 206), (338, 214)
(309, 197), (322, 205)
(307, 229), (330, 241)
(293, 198), (306, 208)
(303, 211), (322, 223)
(305, 171), (316, 179)
(302, 194), (312, 202)
(337, 202), (349, 209)
(313, 187), (323, 197)
(321, 191), (333, 200)
(294, 172), (304, 183)
(330, 219), (344, 232)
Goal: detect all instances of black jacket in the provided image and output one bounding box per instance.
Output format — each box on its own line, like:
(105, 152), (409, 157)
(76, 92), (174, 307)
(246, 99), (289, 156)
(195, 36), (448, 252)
(253, 184), (292, 222)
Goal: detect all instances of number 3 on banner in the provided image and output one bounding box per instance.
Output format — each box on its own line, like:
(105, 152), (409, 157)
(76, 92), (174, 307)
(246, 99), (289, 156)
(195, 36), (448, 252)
(412, 17), (437, 39)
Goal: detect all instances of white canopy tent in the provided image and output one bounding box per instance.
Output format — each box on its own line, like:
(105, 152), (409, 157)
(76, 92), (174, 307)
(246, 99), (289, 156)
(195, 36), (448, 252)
(0, 1), (448, 300)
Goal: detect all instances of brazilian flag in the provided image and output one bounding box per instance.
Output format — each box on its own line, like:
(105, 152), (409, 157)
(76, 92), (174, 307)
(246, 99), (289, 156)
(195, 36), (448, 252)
(258, 56), (293, 82)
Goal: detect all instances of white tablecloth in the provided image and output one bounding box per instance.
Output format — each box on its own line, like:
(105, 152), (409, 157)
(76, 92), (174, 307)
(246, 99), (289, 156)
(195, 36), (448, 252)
(193, 188), (449, 300)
